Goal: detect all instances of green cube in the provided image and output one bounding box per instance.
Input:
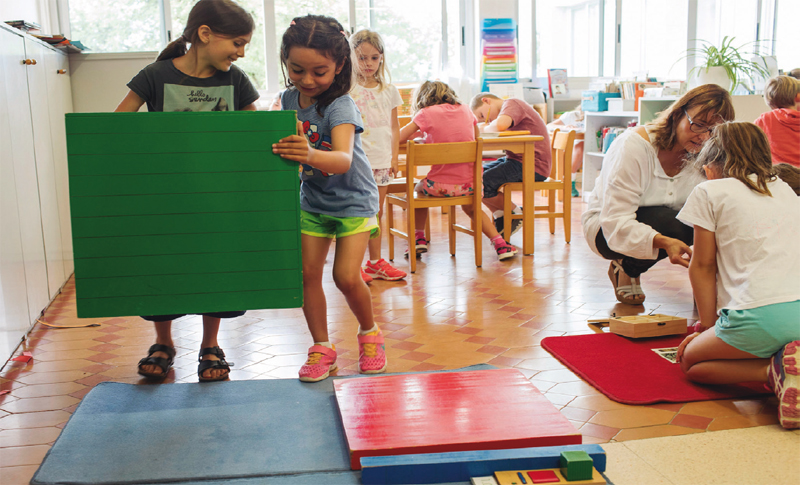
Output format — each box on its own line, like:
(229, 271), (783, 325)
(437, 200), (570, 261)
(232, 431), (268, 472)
(560, 450), (594, 481)
(66, 111), (302, 318)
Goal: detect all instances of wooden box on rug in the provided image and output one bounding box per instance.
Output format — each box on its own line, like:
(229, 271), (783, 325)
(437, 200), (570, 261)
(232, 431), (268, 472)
(609, 314), (687, 339)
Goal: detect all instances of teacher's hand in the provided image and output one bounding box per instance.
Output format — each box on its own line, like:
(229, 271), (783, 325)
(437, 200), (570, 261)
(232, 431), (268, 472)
(654, 235), (692, 268)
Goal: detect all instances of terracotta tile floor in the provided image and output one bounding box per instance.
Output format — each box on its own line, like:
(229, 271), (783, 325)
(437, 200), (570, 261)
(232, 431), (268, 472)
(0, 197), (783, 483)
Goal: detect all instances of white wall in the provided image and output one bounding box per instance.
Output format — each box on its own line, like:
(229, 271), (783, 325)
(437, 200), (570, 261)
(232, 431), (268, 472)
(68, 52), (155, 112)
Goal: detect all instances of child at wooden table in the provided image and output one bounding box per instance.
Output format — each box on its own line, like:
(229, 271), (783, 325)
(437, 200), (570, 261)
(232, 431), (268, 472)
(675, 121), (800, 429)
(398, 81), (518, 261)
(115, 0), (259, 382)
(469, 93), (551, 238)
(754, 75), (800, 167)
(272, 15), (385, 382)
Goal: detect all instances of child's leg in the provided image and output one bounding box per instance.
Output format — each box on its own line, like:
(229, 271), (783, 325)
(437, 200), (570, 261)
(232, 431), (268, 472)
(301, 234), (334, 342)
(138, 320), (174, 376)
(679, 329), (769, 385)
(368, 184), (389, 261)
(198, 315), (227, 380)
(571, 140), (584, 173)
(461, 204), (501, 240)
(331, 231), (375, 332)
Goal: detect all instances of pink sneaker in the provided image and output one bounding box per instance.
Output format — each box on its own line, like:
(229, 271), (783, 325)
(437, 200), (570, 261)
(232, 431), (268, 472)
(769, 340), (799, 429)
(360, 268), (373, 283)
(358, 329), (387, 374)
(364, 259), (407, 281)
(298, 345), (338, 382)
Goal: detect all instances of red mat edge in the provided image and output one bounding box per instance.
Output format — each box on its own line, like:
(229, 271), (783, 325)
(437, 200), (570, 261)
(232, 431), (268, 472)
(540, 334), (771, 405)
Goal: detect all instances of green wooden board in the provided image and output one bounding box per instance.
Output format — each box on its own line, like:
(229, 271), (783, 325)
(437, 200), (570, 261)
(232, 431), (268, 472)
(66, 111), (302, 318)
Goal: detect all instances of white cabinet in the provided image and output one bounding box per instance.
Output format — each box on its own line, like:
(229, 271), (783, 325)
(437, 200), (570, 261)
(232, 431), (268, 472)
(581, 111), (638, 200)
(0, 24), (73, 362)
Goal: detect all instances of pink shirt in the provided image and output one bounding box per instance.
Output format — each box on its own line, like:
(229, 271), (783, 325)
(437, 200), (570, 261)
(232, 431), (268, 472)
(413, 103), (478, 184)
(499, 98), (552, 178)
(754, 108), (800, 167)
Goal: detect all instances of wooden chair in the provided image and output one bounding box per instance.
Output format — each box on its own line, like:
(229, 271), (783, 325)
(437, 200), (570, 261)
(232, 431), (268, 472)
(386, 139), (484, 273)
(501, 130), (575, 250)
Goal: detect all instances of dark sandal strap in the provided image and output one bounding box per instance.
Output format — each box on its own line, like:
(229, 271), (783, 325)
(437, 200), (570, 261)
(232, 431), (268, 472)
(198, 346), (226, 361)
(147, 343), (176, 360)
(138, 344), (175, 377)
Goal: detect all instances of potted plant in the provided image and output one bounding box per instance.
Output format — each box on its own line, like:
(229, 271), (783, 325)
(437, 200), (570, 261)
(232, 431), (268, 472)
(677, 36), (771, 91)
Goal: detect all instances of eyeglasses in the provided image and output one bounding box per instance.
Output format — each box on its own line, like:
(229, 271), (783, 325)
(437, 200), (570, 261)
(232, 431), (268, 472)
(683, 108), (713, 135)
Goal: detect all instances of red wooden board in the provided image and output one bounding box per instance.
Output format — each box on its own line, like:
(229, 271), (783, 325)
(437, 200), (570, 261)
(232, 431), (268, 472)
(334, 368), (581, 470)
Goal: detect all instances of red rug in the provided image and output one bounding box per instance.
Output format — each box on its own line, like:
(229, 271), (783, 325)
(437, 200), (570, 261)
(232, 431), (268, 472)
(541, 332), (772, 405)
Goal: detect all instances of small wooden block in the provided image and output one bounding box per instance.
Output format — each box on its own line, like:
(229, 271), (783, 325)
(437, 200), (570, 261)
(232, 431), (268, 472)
(609, 314), (687, 339)
(528, 469), (561, 483)
(336, 369), (581, 470)
(560, 450), (593, 480)
(495, 468), (605, 485)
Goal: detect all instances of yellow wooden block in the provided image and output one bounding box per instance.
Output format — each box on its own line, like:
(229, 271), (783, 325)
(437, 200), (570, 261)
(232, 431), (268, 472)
(609, 314), (687, 339)
(494, 468), (605, 485)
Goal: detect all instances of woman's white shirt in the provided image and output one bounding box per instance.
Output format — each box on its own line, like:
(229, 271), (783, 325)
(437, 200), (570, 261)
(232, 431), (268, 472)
(582, 127), (706, 260)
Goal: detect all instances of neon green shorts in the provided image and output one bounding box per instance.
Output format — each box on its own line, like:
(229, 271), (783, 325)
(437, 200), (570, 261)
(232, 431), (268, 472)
(300, 210), (379, 239)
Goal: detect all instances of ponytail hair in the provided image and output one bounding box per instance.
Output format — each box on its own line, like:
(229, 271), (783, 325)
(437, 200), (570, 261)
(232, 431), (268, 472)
(156, 0), (255, 62)
(280, 15), (356, 116)
(695, 121), (776, 196)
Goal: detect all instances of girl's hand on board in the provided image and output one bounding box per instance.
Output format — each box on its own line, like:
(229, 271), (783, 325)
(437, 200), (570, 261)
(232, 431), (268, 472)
(273, 121), (311, 164)
(675, 331), (700, 363)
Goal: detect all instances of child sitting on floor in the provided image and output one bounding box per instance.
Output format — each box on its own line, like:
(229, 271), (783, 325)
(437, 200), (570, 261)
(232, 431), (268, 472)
(398, 81), (518, 261)
(754, 75), (800, 167)
(469, 93), (551, 237)
(675, 121), (800, 429)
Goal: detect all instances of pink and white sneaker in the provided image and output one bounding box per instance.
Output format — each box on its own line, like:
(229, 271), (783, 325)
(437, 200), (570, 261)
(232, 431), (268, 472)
(364, 259), (407, 281)
(358, 329), (387, 374)
(768, 340), (799, 429)
(298, 345), (338, 382)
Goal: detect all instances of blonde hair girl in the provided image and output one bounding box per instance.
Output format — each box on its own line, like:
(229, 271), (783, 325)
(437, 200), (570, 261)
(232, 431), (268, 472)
(348, 29), (407, 281)
(676, 121), (800, 429)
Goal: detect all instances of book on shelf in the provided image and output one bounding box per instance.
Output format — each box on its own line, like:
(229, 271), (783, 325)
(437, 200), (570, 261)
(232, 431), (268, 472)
(547, 69), (568, 98)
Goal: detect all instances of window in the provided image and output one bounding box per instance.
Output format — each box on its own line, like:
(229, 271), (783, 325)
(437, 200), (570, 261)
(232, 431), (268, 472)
(353, 0), (447, 83)
(696, 0), (758, 48)
(534, 0), (601, 78)
(68, 0), (162, 53)
(619, 0), (688, 79)
(773, 0), (800, 71)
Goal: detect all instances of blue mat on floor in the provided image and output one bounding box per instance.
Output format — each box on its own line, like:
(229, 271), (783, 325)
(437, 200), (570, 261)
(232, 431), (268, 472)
(32, 365), (495, 485)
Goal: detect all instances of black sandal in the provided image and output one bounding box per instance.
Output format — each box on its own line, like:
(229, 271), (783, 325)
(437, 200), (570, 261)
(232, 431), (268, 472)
(137, 344), (176, 380)
(198, 346), (233, 382)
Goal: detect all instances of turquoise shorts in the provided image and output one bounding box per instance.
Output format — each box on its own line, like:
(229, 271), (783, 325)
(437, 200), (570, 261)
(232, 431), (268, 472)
(715, 300), (800, 357)
(300, 210), (379, 239)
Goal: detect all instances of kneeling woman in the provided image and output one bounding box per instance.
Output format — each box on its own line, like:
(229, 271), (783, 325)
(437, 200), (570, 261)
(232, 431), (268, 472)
(581, 84), (734, 304)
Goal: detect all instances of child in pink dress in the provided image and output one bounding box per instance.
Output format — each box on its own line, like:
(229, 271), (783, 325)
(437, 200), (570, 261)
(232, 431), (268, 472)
(398, 81), (518, 261)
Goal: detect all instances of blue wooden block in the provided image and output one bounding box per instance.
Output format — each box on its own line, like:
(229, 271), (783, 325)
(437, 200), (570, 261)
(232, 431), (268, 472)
(360, 444), (606, 485)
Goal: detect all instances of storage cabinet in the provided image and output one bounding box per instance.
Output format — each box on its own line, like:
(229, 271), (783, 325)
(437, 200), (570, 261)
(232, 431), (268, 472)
(581, 111), (638, 200)
(0, 24), (73, 362)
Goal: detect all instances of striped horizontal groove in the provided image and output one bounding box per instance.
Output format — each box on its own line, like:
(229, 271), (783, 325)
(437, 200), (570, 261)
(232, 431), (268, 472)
(70, 191), (297, 217)
(67, 132), (284, 155)
(71, 211), (296, 238)
(77, 270), (301, 298)
(69, 171), (297, 196)
(67, 152), (296, 176)
(75, 289), (303, 319)
(72, 231), (297, 258)
(74, 250), (301, 278)
(65, 110), (297, 135)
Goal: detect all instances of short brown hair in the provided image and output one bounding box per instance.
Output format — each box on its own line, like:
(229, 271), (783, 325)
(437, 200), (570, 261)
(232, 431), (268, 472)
(469, 92), (499, 111)
(646, 84), (735, 152)
(774, 163), (800, 196)
(695, 121), (775, 196)
(763, 75), (800, 109)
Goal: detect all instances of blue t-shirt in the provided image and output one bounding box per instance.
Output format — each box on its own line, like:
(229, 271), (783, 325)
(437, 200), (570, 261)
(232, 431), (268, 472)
(281, 89), (379, 218)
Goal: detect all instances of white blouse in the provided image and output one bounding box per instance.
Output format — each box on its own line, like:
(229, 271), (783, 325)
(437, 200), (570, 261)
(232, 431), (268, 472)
(581, 127), (706, 260)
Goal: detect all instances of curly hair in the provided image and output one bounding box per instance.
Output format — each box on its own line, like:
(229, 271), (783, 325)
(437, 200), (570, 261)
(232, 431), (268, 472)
(280, 15), (356, 116)
(646, 84), (735, 152)
(156, 0), (254, 62)
(412, 81), (460, 113)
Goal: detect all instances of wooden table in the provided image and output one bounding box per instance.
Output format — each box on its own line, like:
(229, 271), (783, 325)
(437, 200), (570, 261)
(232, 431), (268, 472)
(481, 134), (544, 255)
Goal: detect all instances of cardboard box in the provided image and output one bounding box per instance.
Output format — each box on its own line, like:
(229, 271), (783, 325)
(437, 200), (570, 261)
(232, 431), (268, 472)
(609, 314), (687, 339)
(607, 98), (635, 112)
